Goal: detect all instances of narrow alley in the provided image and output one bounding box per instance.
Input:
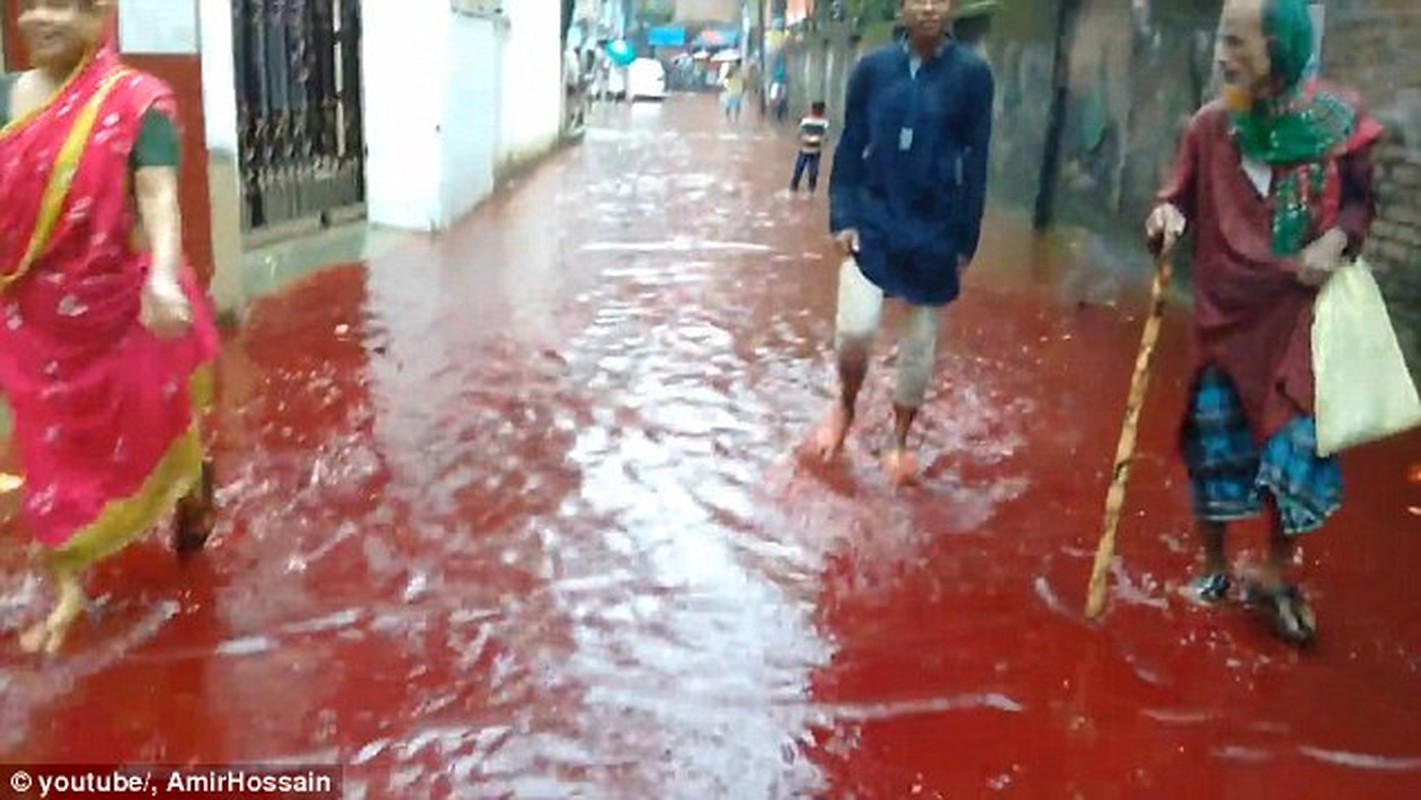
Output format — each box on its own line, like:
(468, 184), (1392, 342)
(3, 96), (1420, 798)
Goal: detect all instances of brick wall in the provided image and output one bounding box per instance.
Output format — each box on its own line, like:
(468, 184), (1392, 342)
(1323, 0), (1421, 110)
(1323, 0), (1421, 368)
(1367, 140), (1421, 363)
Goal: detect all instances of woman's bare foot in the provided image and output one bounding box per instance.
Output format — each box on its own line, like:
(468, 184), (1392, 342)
(883, 448), (920, 486)
(19, 570), (85, 655)
(810, 405), (853, 461)
(0, 472), (23, 523)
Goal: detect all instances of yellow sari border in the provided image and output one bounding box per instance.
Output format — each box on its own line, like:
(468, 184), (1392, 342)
(2, 68), (132, 293)
(46, 365), (215, 576)
(48, 424), (201, 576)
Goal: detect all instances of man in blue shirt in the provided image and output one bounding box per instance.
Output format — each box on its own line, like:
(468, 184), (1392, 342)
(812, 0), (994, 485)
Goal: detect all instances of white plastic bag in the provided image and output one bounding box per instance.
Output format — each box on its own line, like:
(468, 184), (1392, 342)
(1312, 259), (1421, 457)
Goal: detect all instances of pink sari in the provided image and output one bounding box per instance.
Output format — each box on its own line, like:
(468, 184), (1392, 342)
(0, 40), (219, 573)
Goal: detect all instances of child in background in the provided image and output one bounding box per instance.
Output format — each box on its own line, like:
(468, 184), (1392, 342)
(791, 101), (829, 193)
(722, 65), (745, 121)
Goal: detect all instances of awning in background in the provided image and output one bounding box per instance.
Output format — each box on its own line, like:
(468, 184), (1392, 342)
(648, 26), (687, 48)
(692, 27), (741, 50)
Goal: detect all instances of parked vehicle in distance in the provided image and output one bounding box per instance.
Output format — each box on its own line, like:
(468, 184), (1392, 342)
(627, 58), (668, 101)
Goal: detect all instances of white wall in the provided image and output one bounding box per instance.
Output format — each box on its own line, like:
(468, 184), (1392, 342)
(204, 0), (460, 234)
(366, 3), (546, 231)
(198, 0), (562, 235)
(197, 0), (246, 314)
(198, 3), (238, 155)
(442, 15), (504, 229)
(363, 0), (448, 230)
(498, 1), (564, 172)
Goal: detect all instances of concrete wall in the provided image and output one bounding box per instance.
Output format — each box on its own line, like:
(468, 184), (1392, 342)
(0, 1), (560, 314)
(444, 15), (503, 229)
(200, 1), (506, 241)
(365, 1), (564, 232)
(201, 0), (509, 236)
(198, 0), (246, 315)
(986, 0), (1220, 233)
(363, 0), (450, 231)
(498, 1), (564, 176)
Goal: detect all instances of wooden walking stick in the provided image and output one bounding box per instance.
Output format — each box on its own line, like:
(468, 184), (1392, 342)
(1085, 248), (1173, 620)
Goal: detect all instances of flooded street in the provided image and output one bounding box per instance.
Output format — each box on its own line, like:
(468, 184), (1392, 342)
(3, 96), (1421, 798)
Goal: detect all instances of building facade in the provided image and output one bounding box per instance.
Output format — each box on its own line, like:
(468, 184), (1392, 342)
(3, 1), (569, 316)
(677, 0), (743, 24)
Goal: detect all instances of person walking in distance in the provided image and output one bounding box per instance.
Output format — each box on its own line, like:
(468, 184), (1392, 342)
(791, 101), (830, 194)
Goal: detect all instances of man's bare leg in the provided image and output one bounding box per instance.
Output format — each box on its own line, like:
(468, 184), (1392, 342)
(883, 304), (938, 484)
(813, 343), (868, 460)
(814, 259), (883, 461)
(883, 404), (921, 484)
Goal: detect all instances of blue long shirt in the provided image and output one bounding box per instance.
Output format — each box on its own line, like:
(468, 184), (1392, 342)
(829, 39), (994, 306)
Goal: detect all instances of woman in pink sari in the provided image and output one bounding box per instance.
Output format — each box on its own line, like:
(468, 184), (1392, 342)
(1, 0), (220, 654)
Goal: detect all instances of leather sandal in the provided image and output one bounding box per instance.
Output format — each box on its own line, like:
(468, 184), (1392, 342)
(1183, 571), (1232, 605)
(172, 460), (215, 559)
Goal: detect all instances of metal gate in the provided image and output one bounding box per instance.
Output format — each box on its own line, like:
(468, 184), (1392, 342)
(233, 0), (365, 233)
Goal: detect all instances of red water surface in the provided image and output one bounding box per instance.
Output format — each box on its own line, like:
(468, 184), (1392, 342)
(2, 97), (1419, 798)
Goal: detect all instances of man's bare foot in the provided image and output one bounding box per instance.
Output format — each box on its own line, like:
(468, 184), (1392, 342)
(883, 448), (920, 486)
(19, 572), (84, 655)
(811, 405), (852, 461)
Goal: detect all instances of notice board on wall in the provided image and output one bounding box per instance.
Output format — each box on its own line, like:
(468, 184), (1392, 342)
(118, 0), (199, 55)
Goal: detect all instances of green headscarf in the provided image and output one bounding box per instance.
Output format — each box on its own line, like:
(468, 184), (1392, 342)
(1229, 0), (1359, 255)
(1264, 0), (1314, 88)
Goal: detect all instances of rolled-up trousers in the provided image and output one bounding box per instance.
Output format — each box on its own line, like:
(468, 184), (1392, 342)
(833, 258), (939, 408)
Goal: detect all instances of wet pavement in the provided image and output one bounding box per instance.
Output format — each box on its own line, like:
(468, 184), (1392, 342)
(3, 96), (1421, 798)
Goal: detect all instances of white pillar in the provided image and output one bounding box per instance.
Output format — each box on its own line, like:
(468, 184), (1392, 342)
(198, 0), (247, 316)
(498, 1), (565, 175)
(362, 0), (448, 230)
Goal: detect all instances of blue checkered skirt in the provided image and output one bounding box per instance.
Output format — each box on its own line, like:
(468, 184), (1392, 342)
(1180, 366), (1343, 536)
